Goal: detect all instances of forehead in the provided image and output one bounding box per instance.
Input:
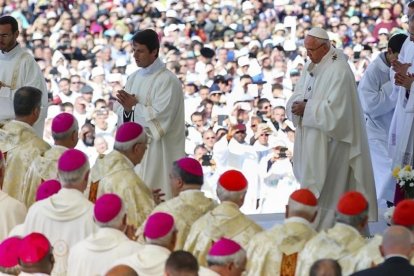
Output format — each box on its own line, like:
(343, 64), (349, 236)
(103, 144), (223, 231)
(304, 36), (317, 47)
(0, 24), (13, 32)
(132, 41), (149, 51)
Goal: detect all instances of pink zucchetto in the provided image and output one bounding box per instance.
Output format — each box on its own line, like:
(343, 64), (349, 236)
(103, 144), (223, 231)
(144, 212), (175, 239)
(94, 194), (123, 223)
(58, 149), (87, 172)
(209, 238), (242, 257)
(176, 157), (203, 176)
(18, 233), (51, 264)
(51, 112), (75, 133)
(0, 237), (21, 268)
(116, 122), (143, 142)
(36, 179), (62, 201)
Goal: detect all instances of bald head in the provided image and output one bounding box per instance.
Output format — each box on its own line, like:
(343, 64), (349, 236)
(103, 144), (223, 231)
(381, 225), (414, 258)
(105, 265), (138, 276)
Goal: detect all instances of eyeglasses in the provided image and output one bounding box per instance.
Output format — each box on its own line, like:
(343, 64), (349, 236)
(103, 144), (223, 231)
(260, 133), (270, 137)
(306, 43), (325, 53)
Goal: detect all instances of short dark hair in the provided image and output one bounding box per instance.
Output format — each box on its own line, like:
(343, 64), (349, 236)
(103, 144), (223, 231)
(14, 86), (42, 116)
(388, 33), (408, 54)
(165, 250), (199, 275)
(172, 160), (203, 186)
(257, 98), (270, 109)
(0, 15), (18, 33)
(132, 29), (160, 54)
(310, 259), (342, 276)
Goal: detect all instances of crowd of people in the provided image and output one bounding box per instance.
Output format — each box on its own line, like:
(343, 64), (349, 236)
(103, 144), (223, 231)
(1, 0), (414, 275)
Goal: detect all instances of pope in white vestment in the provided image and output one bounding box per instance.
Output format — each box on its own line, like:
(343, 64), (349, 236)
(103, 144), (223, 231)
(286, 29), (377, 230)
(0, 44), (48, 137)
(120, 57), (185, 199)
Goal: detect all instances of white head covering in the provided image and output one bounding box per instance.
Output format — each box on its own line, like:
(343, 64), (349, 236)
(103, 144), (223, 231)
(307, 27), (329, 40)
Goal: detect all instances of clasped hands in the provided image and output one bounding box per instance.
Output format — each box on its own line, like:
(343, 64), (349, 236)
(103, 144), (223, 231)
(392, 60), (414, 90)
(291, 101), (307, 117)
(116, 89), (138, 112)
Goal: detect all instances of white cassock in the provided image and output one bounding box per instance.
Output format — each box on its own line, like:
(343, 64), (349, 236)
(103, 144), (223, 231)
(0, 44), (48, 137)
(118, 58), (185, 199)
(23, 188), (97, 276)
(0, 190), (26, 241)
(358, 53), (396, 203)
(286, 46), (377, 230)
(108, 244), (170, 276)
(67, 227), (141, 276)
(389, 39), (414, 169)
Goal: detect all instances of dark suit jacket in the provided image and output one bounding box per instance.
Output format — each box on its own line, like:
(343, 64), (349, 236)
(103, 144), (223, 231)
(351, 256), (414, 276)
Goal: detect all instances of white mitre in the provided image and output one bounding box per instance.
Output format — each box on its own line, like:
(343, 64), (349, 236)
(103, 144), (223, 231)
(307, 27), (329, 40)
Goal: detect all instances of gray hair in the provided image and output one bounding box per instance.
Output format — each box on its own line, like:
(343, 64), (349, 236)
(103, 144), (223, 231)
(207, 248), (246, 269)
(114, 132), (147, 152)
(52, 120), (79, 141)
(95, 202), (126, 229)
(146, 225), (177, 247)
(288, 198), (318, 217)
(216, 185), (246, 203)
(58, 161), (90, 187)
(335, 207), (368, 228)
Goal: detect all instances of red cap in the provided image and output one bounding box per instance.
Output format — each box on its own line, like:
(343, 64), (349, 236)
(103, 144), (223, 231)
(58, 149), (87, 172)
(19, 233), (51, 264)
(218, 170), (247, 191)
(116, 122), (143, 142)
(51, 112), (75, 133)
(290, 189), (318, 206)
(0, 237), (21, 268)
(209, 238), (242, 256)
(393, 199), (414, 226)
(337, 191), (368, 216)
(234, 123), (246, 132)
(36, 179), (62, 201)
(144, 212), (174, 239)
(94, 194), (123, 223)
(176, 157), (203, 177)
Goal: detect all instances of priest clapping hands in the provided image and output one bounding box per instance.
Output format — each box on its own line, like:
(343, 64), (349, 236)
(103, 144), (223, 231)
(116, 89), (138, 112)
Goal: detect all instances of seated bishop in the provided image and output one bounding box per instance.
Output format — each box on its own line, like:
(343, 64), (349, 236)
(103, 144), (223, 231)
(296, 191), (369, 275)
(135, 157), (216, 249)
(184, 170), (263, 266)
(21, 112), (78, 207)
(0, 86), (50, 199)
(88, 122), (155, 228)
(22, 149), (98, 275)
(246, 189), (318, 276)
(67, 193), (141, 276)
(108, 212), (177, 276)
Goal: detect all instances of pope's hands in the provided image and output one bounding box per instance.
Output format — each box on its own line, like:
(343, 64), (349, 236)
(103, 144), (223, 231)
(291, 101), (307, 116)
(116, 89), (138, 112)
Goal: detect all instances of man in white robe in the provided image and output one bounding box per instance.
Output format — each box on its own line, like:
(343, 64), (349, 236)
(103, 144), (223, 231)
(23, 149), (97, 275)
(0, 16), (47, 137)
(286, 27), (377, 230)
(116, 29), (185, 199)
(358, 34), (407, 205)
(108, 212), (177, 276)
(67, 194), (140, 276)
(0, 150), (26, 241)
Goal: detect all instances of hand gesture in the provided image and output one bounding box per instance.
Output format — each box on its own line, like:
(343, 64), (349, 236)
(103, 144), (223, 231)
(392, 60), (411, 75)
(116, 89), (138, 112)
(395, 72), (414, 90)
(152, 188), (166, 205)
(0, 81), (11, 89)
(291, 101), (307, 116)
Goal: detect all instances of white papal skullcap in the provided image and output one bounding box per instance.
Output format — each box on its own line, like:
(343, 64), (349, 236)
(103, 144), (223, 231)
(307, 27), (329, 40)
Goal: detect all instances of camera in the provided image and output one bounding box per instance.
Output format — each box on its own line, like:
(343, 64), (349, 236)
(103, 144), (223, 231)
(279, 147), (288, 158)
(201, 154), (212, 166)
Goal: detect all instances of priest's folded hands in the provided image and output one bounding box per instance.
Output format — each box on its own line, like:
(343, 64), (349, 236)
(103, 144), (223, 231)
(116, 89), (139, 112)
(291, 100), (307, 116)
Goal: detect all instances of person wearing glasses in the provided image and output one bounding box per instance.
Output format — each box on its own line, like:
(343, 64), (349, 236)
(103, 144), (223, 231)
(0, 15), (48, 137)
(286, 27), (377, 231)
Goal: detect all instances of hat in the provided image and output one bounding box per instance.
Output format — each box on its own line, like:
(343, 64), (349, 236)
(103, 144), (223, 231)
(337, 191), (368, 216)
(94, 193), (123, 223)
(393, 199), (414, 226)
(209, 238), (242, 256)
(116, 122), (144, 143)
(238, 56), (250, 67)
(307, 27), (329, 40)
(274, 23), (286, 33)
(58, 149), (87, 172)
(0, 237), (21, 268)
(91, 67), (105, 79)
(252, 74), (267, 84)
(200, 47), (215, 59)
(290, 189), (318, 206)
(52, 112), (75, 134)
(248, 40), (261, 50)
(268, 139), (286, 148)
(209, 83), (221, 94)
(176, 157), (203, 177)
(350, 16), (361, 25)
(257, 123), (272, 134)
(32, 32), (44, 41)
(378, 28), (389, 35)
(242, 1), (254, 12)
(19, 233), (51, 264)
(166, 10), (178, 18)
(408, 0), (414, 7)
(218, 170), (247, 191)
(36, 179), (62, 201)
(144, 212), (175, 239)
(80, 85), (93, 94)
